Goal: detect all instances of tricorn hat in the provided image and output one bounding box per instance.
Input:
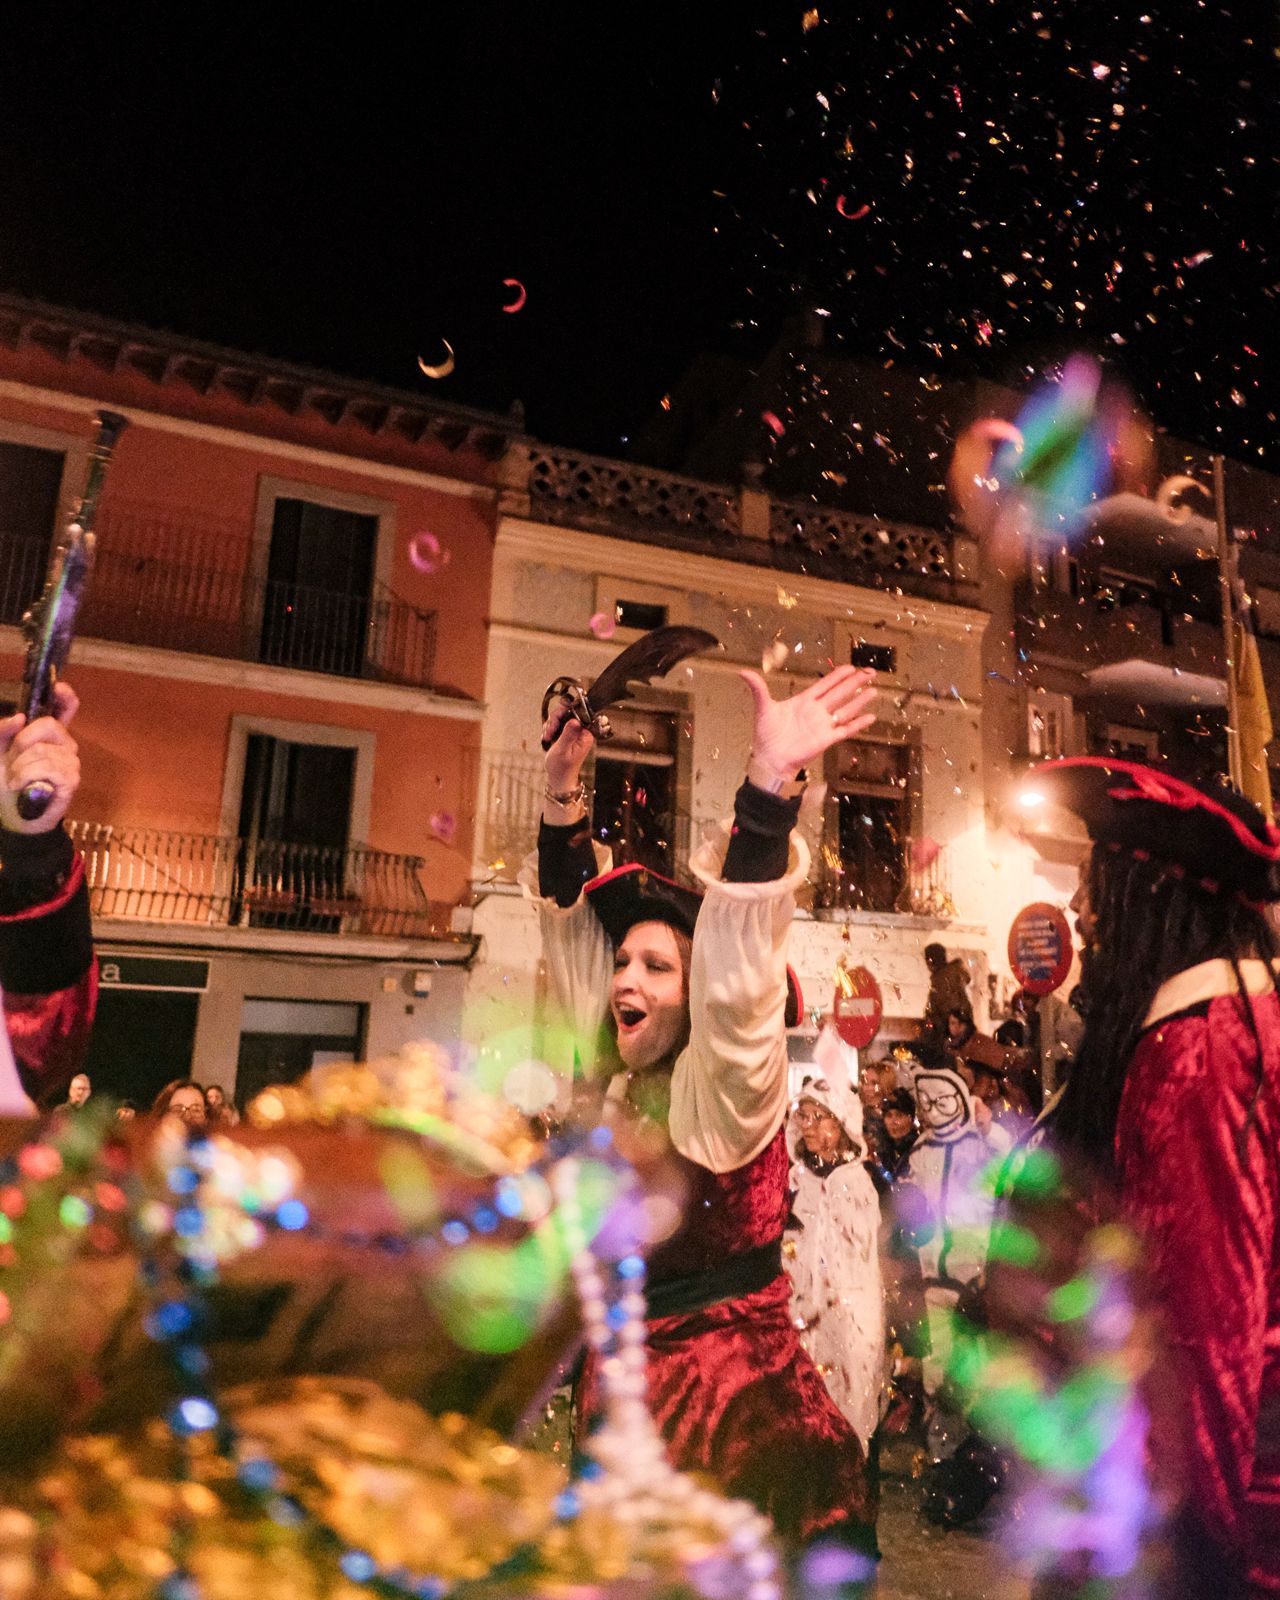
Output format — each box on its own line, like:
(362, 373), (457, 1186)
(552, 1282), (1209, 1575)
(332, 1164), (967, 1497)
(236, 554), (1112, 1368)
(1028, 756), (1280, 902)
(585, 861), (804, 1027)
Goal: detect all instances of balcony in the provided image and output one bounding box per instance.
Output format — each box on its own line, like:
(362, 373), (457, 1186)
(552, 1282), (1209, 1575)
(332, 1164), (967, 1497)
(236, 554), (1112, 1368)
(516, 447), (973, 604)
(68, 822), (445, 942)
(0, 525), (438, 690)
(1014, 581), (1225, 682)
(808, 833), (954, 921)
(473, 748), (955, 922)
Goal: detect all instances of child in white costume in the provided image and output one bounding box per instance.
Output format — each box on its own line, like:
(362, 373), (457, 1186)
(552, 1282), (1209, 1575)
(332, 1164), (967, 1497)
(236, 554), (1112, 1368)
(903, 1065), (994, 1403)
(785, 1028), (885, 1451)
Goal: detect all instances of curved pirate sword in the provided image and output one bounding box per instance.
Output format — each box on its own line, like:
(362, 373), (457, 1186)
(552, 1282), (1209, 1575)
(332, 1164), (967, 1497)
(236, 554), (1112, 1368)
(540, 625), (720, 749)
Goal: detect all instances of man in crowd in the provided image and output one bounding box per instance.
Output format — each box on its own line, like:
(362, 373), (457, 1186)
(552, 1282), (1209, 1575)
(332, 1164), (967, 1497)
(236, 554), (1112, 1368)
(920, 943), (972, 1059)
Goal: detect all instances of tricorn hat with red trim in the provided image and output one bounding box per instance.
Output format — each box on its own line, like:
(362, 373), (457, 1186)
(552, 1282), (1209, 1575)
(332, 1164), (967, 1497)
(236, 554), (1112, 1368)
(1029, 756), (1280, 902)
(584, 862), (805, 1027)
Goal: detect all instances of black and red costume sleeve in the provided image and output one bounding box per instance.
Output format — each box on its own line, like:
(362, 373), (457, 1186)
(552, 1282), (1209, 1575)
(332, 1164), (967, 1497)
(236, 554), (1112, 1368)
(537, 782), (801, 904)
(0, 826), (96, 1107)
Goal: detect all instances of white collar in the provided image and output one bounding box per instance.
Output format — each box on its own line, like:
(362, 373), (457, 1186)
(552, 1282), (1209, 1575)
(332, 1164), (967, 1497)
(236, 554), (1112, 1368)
(1143, 957), (1280, 1029)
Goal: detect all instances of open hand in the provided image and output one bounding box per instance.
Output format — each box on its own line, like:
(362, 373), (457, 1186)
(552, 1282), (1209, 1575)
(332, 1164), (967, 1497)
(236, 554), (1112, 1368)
(0, 682), (81, 834)
(740, 665), (877, 781)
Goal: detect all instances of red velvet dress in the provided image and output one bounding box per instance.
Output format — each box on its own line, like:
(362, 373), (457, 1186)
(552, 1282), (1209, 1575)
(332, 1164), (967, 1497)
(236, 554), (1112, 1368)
(1116, 979), (1280, 1596)
(579, 1125), (877, 1549)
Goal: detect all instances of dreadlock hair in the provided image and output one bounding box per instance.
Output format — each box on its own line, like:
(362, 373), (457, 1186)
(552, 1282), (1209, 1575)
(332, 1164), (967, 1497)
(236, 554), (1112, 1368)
(1052, 844), (1280, 1177)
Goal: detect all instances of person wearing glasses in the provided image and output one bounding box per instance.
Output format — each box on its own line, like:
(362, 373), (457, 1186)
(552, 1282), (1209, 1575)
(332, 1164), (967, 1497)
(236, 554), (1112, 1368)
(902, 1064), (994, 1451)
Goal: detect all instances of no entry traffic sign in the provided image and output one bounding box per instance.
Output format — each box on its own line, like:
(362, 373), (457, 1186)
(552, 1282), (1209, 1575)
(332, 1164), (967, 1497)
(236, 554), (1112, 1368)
(832, 965), (883, 1049)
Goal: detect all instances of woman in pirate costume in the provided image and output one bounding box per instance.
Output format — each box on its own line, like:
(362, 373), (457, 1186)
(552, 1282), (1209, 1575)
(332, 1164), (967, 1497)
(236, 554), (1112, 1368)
(522, 663), (880, 1554)
(1024, 757), (1280, 1597)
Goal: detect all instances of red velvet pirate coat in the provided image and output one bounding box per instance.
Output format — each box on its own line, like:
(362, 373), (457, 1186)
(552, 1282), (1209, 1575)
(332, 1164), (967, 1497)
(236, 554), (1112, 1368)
(0, 827), (97, 1108)
(1117, 959), (1280, 1597)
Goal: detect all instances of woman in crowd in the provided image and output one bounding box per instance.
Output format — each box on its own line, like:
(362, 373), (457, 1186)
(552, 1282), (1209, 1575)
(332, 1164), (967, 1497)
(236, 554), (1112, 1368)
(1027, 756), (1280, 1596)
(204, 1083), (239, 1125)
(786, 1032), (885, 1455)
(151, 1079), (208, 1124)
(879, 1087), (918, 1178)
(856, 1061), (891, 1168)
(863, 1084), (928, 1438)
(524, 660), (880, 1553)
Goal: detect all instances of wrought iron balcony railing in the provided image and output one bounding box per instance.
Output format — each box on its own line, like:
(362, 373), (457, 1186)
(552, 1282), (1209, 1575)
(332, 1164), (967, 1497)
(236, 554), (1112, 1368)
(811, 834), (955, 920)
(474, 747), (954, 918)
(519, 446), (967, 597)
(68, 822), (442, 940)
(0, 529), (438, 689)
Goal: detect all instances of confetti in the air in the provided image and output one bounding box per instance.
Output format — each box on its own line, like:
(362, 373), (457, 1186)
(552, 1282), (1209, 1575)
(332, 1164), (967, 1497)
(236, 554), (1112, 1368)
(910, 836), (941, 872)
(429, 810), (457, 844)
(417, 340), (455, 380)
(711, 8), (1276, 470)
(409, 531), (451, 573)
(834, 195), (871, 221)
(501, 278), (527, 313)
(589, 610), (617, 640)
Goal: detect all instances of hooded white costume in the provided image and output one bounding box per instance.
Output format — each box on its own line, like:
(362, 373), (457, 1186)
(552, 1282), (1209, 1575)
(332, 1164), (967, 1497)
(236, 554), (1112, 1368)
(903, 1064), (995, 1399)
(784, 1028), (885, 1451)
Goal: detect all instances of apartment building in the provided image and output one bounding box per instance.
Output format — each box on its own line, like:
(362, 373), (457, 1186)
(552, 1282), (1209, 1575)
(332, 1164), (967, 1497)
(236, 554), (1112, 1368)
(0, 295), (514, 1107)
(464, 441), (999, 1071)
(633, 331), (1280, 1009)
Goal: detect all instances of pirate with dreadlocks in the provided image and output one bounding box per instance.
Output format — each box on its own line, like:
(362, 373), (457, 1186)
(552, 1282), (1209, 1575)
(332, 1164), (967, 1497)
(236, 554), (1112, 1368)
(1025, 756), (1280, 1598)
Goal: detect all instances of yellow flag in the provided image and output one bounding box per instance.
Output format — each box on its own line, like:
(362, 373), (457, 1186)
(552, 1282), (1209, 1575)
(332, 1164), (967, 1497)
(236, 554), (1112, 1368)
(1234, 614), (1274, 822)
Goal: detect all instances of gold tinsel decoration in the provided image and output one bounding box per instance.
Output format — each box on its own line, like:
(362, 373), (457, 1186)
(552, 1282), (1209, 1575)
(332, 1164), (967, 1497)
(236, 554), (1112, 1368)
(0, 1378), (728, 1599)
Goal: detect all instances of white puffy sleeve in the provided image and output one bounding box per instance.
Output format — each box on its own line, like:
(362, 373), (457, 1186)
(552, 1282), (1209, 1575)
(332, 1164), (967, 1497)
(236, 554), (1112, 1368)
(668, 821), (809, 1174)
(518, 842), (615, 1085)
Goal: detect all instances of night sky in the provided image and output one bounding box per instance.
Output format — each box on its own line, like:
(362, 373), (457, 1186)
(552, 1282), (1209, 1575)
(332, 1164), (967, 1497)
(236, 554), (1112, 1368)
(1, 9), (1276, 467)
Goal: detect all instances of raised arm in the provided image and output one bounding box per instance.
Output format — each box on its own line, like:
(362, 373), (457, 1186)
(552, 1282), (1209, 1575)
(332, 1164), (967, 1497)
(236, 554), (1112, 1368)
(671, 666), (876, 1171)
(538, 699), (599, 905)
(0, 684), (95, 1113)
(516, 696), (613, 1084)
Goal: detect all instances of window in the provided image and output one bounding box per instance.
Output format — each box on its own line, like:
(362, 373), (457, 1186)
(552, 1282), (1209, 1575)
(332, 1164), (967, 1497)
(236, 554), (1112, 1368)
(235, 998), (366, 1107)
(819, 739), (913, 913)
(235, 734), (358, 930)
(613, 598), (668, 632)
(1101, 724), (1160, 762)
(0, 440), (64, 624)
(1026, 692), (1074, 759)
(591, 705), (680, 877)
(261, 496), (378, 676)
(850, 640), (896, 673)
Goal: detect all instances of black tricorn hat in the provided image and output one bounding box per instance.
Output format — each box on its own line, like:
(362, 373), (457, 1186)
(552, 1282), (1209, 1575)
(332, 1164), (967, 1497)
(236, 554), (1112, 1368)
(584, 862), (805, 1027)
(1028, 756), (1280, 903)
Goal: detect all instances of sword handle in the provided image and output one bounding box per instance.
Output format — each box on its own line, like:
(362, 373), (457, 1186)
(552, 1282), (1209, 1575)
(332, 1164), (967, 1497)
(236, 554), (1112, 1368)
(540, 677), (602, 750)
(15, 779), (55, 822)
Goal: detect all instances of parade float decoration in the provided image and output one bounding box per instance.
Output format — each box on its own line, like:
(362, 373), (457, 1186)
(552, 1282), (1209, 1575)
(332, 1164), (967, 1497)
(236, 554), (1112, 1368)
(0, 1047), (782, 1600)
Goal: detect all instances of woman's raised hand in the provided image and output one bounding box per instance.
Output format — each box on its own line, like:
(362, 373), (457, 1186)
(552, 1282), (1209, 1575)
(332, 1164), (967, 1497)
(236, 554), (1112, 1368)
(740, 665), (877, 783)
(542, 698), (596, 795)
